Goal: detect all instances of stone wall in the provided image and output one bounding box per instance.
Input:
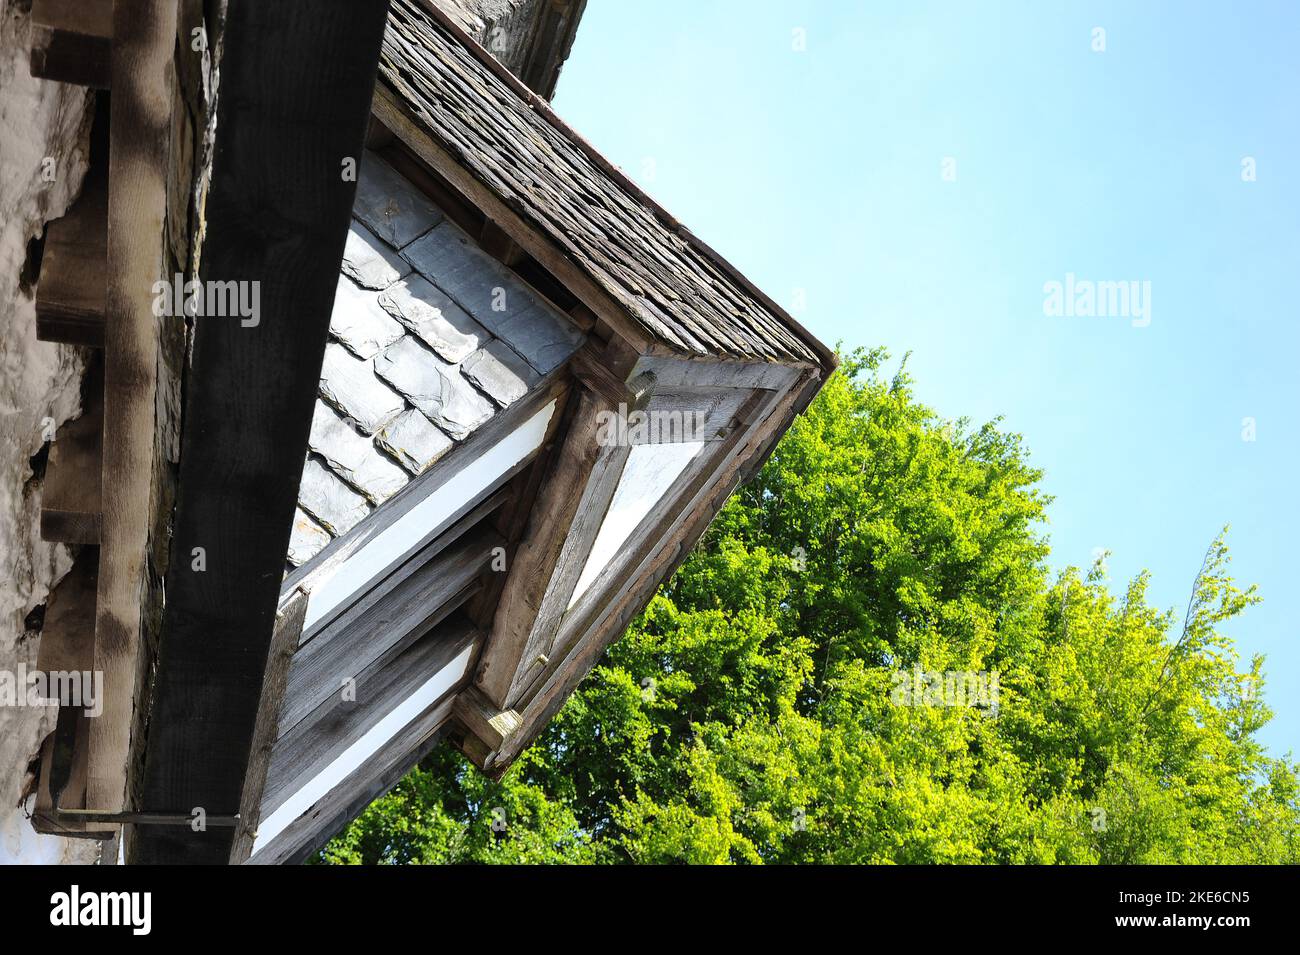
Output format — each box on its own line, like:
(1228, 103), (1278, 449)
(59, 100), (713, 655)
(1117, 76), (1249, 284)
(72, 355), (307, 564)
(0, 0), (97, 865)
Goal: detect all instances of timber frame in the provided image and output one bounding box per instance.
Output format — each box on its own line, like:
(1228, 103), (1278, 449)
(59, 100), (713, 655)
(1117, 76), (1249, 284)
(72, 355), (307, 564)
(25, 0), (834, 864)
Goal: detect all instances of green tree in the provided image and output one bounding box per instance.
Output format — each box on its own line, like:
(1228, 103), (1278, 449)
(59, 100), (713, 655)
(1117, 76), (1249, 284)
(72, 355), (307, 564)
(322, 348), (1298, 865)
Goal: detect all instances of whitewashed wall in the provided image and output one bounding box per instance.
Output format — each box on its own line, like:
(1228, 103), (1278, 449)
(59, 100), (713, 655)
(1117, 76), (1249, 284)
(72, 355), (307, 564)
(0, 0), (97, 865)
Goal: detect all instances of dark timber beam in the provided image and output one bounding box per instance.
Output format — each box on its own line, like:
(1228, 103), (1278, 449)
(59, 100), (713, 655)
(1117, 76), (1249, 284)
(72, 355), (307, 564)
(130, 0), (393, 865)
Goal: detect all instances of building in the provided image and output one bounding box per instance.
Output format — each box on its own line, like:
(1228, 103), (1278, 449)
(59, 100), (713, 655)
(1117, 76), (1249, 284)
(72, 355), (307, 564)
(1, 0), (833, 864)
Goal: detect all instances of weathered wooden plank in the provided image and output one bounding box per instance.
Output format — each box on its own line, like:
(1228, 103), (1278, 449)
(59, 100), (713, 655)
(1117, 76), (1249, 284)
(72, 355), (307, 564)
(451, 685), (520, 770)
(475, 386), (615, 708)
(30, 0), (113, 89)
(35, 140), (107, 348)
(88, 0), (175, 822)
(278, 524), (500, 735)
(246, 697), (456, 865)
(504, 370), (654, 704)
(494, 372), (821, 771)
(228, 589), (309, 864)
(131, 0), (394, 865)
(32, 711), (114, 838)
(40, 358), (102, 545)
(261, 617), (479, 818)
(36, 548), (97, 676)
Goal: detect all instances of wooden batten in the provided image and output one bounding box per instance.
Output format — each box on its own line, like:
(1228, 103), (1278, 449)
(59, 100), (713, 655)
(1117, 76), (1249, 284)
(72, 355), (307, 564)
(29, 0), (113, 89)
(36, 151), (107, 348)
(31, 551), (112, 838)
(40, 358), (103, 545)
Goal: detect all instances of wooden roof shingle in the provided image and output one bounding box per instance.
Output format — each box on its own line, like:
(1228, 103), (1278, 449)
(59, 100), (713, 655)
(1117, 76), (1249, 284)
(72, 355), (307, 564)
(381, 0), (830, 366)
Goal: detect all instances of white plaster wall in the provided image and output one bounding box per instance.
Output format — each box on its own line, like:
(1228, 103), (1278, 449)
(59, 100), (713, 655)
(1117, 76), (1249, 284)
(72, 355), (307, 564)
(0, 0), (97, 865)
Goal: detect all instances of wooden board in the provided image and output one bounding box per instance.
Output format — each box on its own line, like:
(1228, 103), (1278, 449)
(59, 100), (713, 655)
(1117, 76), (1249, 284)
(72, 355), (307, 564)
(30, 0), (113, 89)
(88, 0), (176, 828)
(228, 589), (309, 864)
(35, 132), (108, 348)
(260, 616), (479, 819)
(130, 0), (394, 865)
(40, 357), (102, 544)
(277, 524), (500, 735)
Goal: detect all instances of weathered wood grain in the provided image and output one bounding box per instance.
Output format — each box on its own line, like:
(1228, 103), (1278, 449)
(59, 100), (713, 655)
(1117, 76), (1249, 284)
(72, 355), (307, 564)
(89, 0), (176, 821)
(35, 141), (107, 348)
(29, 0), (113, 89)
(40, 358), (103, 545)
(228, 589), (309, 864)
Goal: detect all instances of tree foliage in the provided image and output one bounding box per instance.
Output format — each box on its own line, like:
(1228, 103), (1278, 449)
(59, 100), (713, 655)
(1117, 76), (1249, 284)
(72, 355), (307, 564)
(322, 348), (1298, 865)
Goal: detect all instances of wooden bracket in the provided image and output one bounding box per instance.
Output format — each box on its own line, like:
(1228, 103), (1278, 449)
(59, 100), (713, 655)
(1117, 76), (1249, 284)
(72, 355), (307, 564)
(29, 0), (113, 89)
(451, 687), (521, 770)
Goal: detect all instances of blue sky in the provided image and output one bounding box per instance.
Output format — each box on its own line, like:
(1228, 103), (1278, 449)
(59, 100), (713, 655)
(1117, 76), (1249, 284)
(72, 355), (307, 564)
(553, 1), (1299, 758)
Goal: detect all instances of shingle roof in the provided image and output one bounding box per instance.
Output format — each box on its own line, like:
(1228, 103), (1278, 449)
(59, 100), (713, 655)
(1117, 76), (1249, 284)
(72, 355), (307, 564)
(381, 0), (828, 366)
(290, 151), (582, 567)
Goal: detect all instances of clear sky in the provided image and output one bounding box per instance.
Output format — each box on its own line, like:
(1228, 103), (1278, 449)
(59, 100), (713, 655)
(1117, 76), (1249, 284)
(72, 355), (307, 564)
(553, 0), (1299, 758)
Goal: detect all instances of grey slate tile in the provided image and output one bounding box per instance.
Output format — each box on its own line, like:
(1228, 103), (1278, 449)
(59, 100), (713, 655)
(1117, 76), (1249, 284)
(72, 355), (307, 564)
(308, 402), (409, 504)
(403, 221), (584, 374)
(378, 274), (489, 364)
(299, 457), (372, 536)
(341, 221), (412, 290)
(354, 151), (444, 248)
(462, 339), (538, 407)
(318, 341), (406, 434)
(331, 275), (405, 360)
(287, 507), (332, 567)
(374, 336), (495, 440)
(377, 408), (455, 475)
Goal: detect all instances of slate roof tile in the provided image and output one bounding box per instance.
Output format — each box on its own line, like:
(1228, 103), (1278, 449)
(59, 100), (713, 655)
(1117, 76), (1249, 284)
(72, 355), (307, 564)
(299, 457), (372, 536)
(374, 335), (495, 440)
(378, 273), (489, 364)
(461, 338), (538, 407)
(354, 150), (444, 248)
(308, 402), (409, 503)
(376, 408), (455, 474)
(318, 341), (407, 434)
(331, 275), (406, 360)
(287, 507), (331, 567)
(341, 221), (412, 291)
(403, 221), (583, 374)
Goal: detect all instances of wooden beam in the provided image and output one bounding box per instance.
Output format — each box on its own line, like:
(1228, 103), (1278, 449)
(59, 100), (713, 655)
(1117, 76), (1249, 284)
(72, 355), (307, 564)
(35, 136), (107, 348)
(451, 686), (521, 770)
(371, 84), (661, 357)
(29, 0), (113, 89)
(88, 0), (175, 821)
(490, 372), (822, 772)
(31, 551), (113, 838)
(130, 0), (394, 865)
(246, 698), (456, 866)
(228, 589), (308, 864)
(40, 357), (102, 544)
(474, 348), (646, 709)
